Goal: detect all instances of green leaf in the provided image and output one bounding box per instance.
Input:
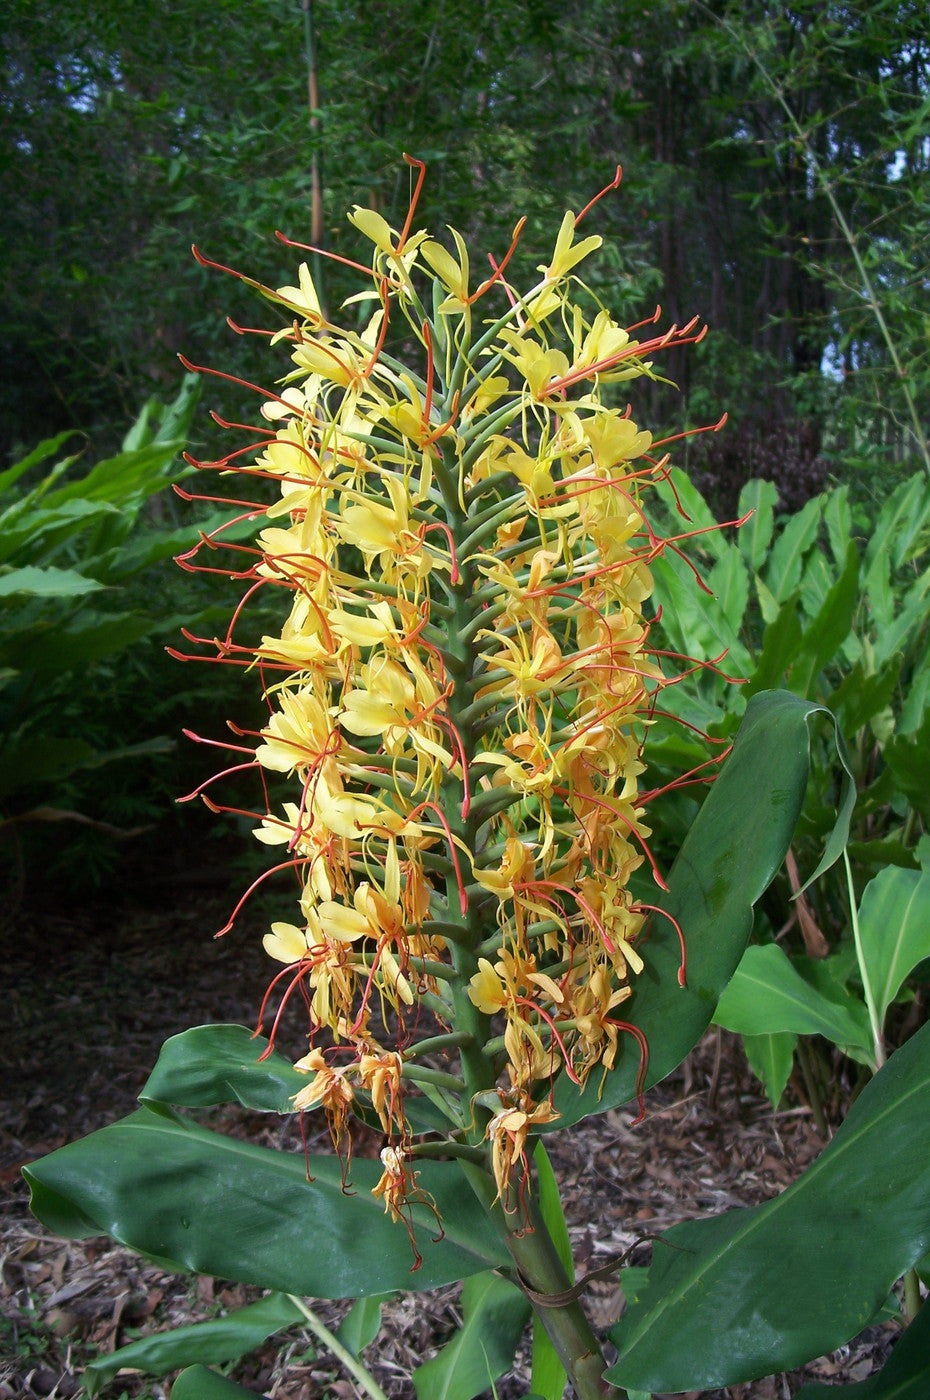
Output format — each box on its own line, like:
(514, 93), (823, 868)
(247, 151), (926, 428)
(793, 1305), (930, 1398)
(140, 1024), (308, 1113)
(606, 1020), (930, 1391)
(0, 737), (98, 799)
(86, 1293), (302, 1394)
(857, 856), (930, 1028)
(45, 439), (187, 509)
(866, 475), (930, 579)
(764, 495), (822, 604)
(171, 1365), (269, 1399)
(656, 468), (730, 562)
(713, 944), (872, 1056)
(827, 657), (901, 736)
(412, 1271), (530, 1400)
(871, 568), (930, 670)
(7, 609), (153, 673)
(552, 691), (854, 1128)
(0, 431), (78, 495)
(707, 546), (750, 633)
(0, 499), (122, 567)
(743, 595), (803, 697)
(738, 479), (777, 571)
(531, 1143), (571, 1400)
(0, 734), (173, 801)
(900, 640), (930, 734)
(337, 1295), (389, 1358)
(650, 549), (751, 681)
(742, 1030), (797, 1107)
(140, 1024), (458, 1136)
(0, 564), (105, 599)
(25, 1107), (509, 1296)
(788, 541), (860, 696)
(823, 483), (852, 567)
(884, 711), (930, 822)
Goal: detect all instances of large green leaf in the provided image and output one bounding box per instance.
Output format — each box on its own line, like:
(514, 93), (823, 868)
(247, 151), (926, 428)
(764, 495), (822, 604)
(140, 1022), (450, 1136)
(823, 483), (852, 568)
(85, 1292), (303, 1394)
(650, 549), (752, 679)
(25, 1107), (508, 1296)
(743, 594), (803, 697)
(0, 431), (77, 495)
(0, 564), (105, 599)
(712, 943), (872, 1057)
(656, 468), (730, 562)
(140, 1024), (308, 1113)
(793, 1302), (930, 1398)
(872, 567), (930, 670)
(551, 691), (853, 1127)
(738, 478), (778, 572)
(606, 1020), (930, 1392)
(412, 1271), (529, 1400)
(707, 545), (750, 633)
(884, 709), (930, 822)
(172, 1366), (269, 1399)
(788, 541), (860, 696)
(857, 851), (930, 1029)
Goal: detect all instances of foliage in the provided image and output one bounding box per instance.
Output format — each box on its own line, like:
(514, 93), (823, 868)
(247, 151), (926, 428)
(0, 374), (264, 888)
(24, 178), (927, 1400)
(3, 2), (927, 499)
(637, 464), (930, 1104)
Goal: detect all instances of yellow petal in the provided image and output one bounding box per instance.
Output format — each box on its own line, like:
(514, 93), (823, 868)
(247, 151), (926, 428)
(263, 922), (308, 964)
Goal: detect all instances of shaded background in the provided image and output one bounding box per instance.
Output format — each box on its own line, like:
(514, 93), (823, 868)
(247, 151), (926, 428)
(1, 0), (927, 888)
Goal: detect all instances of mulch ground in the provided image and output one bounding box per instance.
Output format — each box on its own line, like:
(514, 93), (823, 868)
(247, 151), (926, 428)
(2, 837), (901, 1399)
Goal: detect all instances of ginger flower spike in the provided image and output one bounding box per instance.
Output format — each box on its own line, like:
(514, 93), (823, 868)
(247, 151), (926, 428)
(181, 162), (724, 1221)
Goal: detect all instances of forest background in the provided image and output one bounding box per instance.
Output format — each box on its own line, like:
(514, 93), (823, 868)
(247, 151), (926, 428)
(1, 0), (928, 907)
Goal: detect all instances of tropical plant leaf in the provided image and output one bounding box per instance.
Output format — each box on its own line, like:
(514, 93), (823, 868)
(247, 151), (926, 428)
(743, 594), (803, 697)
(85, 1293), (303, 1394)
(171, 1365), (269, 1399)
(551, 691), (854, 1127)
(606, 1020), (930, 1392)
(738, 478), (778, 572)
(713, 943), (872, 1057)
(140, 1024), (308, 1113)
(793, 1304), (930, 1398)
(857, 849), (930, 1029)
(742, 1030), (797, 1107)
(0, 564), (105, 599)
(336, 1294), (389, 1358)
(708, 546), (750, 633)
(412, 1271), (530, 1400)
(788, 541), (860, 696)
(25, 1107), (508, 1296)
(763, 494), (822, 604)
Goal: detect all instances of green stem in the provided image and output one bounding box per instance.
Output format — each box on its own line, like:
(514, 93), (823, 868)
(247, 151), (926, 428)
(460, 1163), (623, 1400)
(844, 848), (885, 1069)
(402, 1030), (475, 1057)
(904, 1266), (923, 1324)
(286, 1295), (390, 1400)
(400, 1064), (466, 1093)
